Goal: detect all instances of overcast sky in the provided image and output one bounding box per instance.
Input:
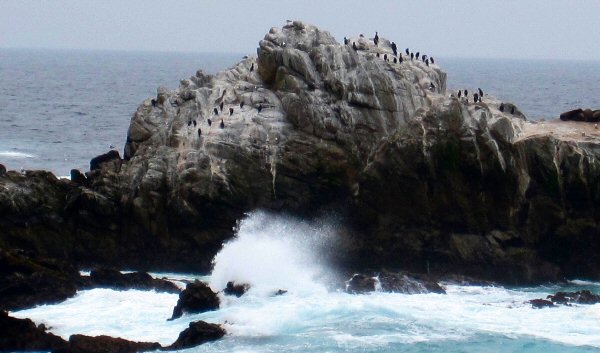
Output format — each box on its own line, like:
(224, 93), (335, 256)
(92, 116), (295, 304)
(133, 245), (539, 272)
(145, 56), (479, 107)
(2, 0), (600, 60)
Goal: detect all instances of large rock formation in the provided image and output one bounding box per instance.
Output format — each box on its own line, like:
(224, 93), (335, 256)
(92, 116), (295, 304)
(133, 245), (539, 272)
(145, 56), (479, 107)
(1, 21), (600, 284)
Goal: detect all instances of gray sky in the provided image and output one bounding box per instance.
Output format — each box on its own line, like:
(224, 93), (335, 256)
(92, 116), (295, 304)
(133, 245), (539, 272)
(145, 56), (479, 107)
(2, 0), (600, 60)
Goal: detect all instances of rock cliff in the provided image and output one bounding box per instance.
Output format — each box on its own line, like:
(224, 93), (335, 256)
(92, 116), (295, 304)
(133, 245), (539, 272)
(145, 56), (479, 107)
(1, 21), (599, 283)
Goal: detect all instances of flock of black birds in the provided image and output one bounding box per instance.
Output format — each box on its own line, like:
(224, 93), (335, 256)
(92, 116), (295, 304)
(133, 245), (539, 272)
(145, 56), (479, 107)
(344, 31), (435, 67)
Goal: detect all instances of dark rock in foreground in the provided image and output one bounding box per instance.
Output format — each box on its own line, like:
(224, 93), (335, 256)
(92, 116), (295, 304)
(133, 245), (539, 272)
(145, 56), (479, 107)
(164, 321), (225, 350)
(55, 334), (160, 353)
(223, 281), (250, 297)
(83, 268), (181, 293)
(0, 248), (81, 311)
(0, 310), (68, 352)
(169, 281), (220, 320)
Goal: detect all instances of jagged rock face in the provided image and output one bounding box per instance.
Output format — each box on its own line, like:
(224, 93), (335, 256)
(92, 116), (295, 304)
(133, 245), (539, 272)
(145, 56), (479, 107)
(1, 21), (600, 283)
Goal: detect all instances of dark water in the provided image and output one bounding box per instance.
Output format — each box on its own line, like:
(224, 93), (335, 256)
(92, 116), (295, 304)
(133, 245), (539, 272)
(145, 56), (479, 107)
(1, 49), (600, 176)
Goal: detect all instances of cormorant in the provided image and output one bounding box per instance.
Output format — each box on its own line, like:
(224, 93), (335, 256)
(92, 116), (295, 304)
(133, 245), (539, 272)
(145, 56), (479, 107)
(250, 63), (254, 72)
(399, 55), (403, 63)
(258, 104), (263, 113)
(393, 57), (397, 63)
(344, 37), (349, 45)
(430, 57), (435, 64)
(510, 106), (515, 114)
(374, 31), (379, 46)
(353, 42), (358, 51)
(384, 54), (388, 61)
(193, 120), (197, 127)
(240, 101), (245, 108)
(151, 99), (156, 107)
(458, 90), (462, 98)
(229, 107), (234, 115)
(464, 89), (468, 96)
(207, 118), (212, 126)
(198, 128), (201, 136)
(425, 59), (429, 66)
(377, 53), (380, 58)
(478, 88), (483, 97)
(187, 120), (192, 126)
(499, 103), (505, 112)
(220, 102), (224, 111)
(416, 52), (420, 60)
(430, 82), (435, 90)
(213, 108), (218, 115)
(474, 93), (479, 102)
(405, 48), (409, 55)
(220, 119), (224, 129)
(391, 42), (398, 56)
(410, 52), (414, 60)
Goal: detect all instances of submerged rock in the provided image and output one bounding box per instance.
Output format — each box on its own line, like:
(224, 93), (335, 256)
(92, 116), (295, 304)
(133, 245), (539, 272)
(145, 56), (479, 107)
(528, 298), (555, 309)
(0, 310), (68, 352)
(83, 268), (181, 293)
(55, 334), (161, 353)
(165, 320), (225, 350)
(378, 271), (446, 294)
(223, 281), (250, 297)
(169, 281), (220, 320)
(547, 290), (600, 305)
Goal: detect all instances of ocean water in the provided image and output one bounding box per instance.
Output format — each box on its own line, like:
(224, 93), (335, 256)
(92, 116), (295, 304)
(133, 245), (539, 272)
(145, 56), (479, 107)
(2, 49), (600, 176)
(11, 211), (600, 352)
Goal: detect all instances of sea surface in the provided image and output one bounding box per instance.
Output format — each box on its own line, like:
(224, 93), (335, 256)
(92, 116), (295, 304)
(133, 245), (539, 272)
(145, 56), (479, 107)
(4, 49), (600, 352)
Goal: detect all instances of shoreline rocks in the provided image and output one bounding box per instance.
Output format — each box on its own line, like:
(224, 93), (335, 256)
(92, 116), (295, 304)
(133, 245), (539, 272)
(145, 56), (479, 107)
(164, 321), (225, 351)
(82, 268), (181, 294)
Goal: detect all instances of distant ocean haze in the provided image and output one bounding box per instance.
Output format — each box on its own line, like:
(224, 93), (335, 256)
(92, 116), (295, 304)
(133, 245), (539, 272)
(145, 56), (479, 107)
(1, 49), (599, 176)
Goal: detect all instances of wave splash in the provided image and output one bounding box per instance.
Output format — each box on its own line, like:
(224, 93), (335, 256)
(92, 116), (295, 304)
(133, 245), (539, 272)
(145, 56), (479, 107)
(209, 210), (339, 296)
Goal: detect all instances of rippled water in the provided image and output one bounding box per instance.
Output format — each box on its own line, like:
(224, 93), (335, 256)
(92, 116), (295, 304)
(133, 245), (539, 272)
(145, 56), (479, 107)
(1, 49), (600, 176)
(11, 212), (600, 352)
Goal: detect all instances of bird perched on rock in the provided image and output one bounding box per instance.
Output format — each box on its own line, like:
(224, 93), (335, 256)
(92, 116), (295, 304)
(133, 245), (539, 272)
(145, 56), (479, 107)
(430, 57), (435, 64)
(510, 106), (515, 114)
(430, 82), (435, 91)
(352, 42), (358, 51)
(220, 102), (224, 111)
(464, 89), (468, 97)
(207, 118), (212, 126)
(229, 107), (234, 115)
(213, 108), (218, 115)
(198, 128), (201, 136)
(391, 42), (398, 56)
(410, 53), (414, 60)
(499, 103), (505, 112)
(458, 90), (462, 98)
(250, 63), (254, 72)
(376, 53), (380, 58)
(187, 120), (192, 126)
(193, 120), (197, 127)
(220, 119), (225, 129)
(425, 59), (429, 66)
(474, 93), (479, 102)
(240, 101), (245, 108)
(393, 57), (397, 63)
(416, 52), (420, 60)
(478, 88), (483, 97)
(344, 37), (349, 45)
(384, 54), (388, 61)
(258, 104), (263, 113)
(374, 31), (379, 46)
(405, 48), (409, 55)
(399, 55), (403, 63)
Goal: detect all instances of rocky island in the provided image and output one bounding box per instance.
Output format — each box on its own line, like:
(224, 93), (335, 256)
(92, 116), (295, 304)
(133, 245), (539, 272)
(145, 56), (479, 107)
(1, 20), (599, 291)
